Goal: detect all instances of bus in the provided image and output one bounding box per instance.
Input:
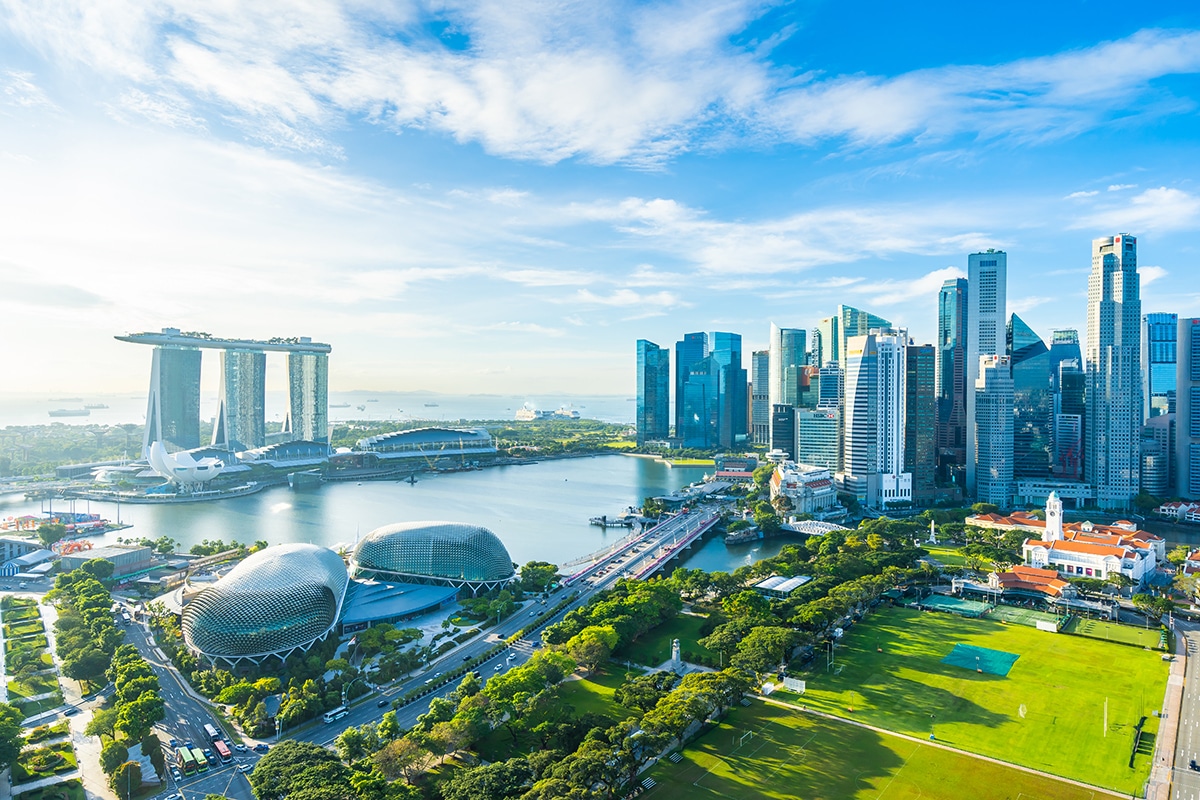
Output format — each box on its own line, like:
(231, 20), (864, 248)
(322, 706), (348, 724)
(176, 748), (197, 776)
(191, 748), (209, 773)
(203, 723), (221, 742)
(213, 740), (231, 763)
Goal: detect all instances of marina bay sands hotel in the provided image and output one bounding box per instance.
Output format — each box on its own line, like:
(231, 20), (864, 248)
(116, 327), (331, 456)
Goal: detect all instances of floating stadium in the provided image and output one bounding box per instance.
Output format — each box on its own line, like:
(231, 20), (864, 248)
(179, 522), (516, 667)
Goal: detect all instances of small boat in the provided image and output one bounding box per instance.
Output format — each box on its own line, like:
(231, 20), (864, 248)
(330, 403), (351, 408)
(424, 403), (439, 407)
(84, 403), (109, 409)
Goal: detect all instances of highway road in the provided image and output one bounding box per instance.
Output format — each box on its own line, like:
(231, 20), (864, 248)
(1173, 625), (1200, 800)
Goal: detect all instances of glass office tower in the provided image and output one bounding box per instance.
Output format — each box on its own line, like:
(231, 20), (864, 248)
(213, 349), (267, 451)
(1143, 312), (1178, 419)
(636, 340), (670, 445)
(936, 277), (968, 485)
(1008, 314), (1052, 478)
(143, 346), (202, 456)
(288, 352), (330, 444)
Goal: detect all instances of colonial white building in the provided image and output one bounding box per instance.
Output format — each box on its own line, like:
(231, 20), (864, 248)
(769, 462), (840, 516)
(969, 492), (1163, 586)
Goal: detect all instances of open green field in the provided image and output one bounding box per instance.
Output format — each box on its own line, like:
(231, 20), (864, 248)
(5, 635), (48, 654)
(922, 544), (968, 568)
(617, 613), (713, 667)
(15, 778), (85, 800)
(12, 742), (78, 784)
(788, 607), (1165, 794)
(6, 673), (60, 699)
(646, 701), (1101, 800)
(4, 620), (45, 638)
(14, 693), (65, 720)
(1063, 616), (1164, 648)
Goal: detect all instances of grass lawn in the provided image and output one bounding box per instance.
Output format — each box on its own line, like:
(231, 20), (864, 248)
(7, 674), (60, 699)
(14, 778), (85, 800)
(647, 701), (1100, 800)
(5, 635), (49, 654)
(616, 613), (714, 667)
(1063, 616), (1165, 648)
(922, 544), (968, 568)
(4, 620), (45, 638)
(12, 742), (78, 784)
(788, 606), (1165, 794)
(15, 693), (65, 719)
(25, 721), (70, 744)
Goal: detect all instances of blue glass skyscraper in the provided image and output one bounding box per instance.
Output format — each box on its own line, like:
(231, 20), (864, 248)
(1143, 312), (1177, 419)
(636, 340), (670, 445)
(674, 332), (708, 439)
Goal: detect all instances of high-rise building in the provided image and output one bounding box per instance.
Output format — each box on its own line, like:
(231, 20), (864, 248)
(141, 344), (202, 456)
(1143, 413), (1175, 497)
(814, 315), (839, 368)
(936, 277), (968, 486)
(212, 349), (266, 451)
(636, 340), (670, 445)
(841, 329), (911, 508)
(1143, 312), (1178, 419)
(817, 363), (841, 409)
(1177, 318), (1200, 499)
(711, 332), (748, 448)
(1008, 314), (1052, 478)
(750, 350), (770, 446)
(1053, 358), (1085, 480)
(975, 354), (1014, 508)
(674, 332), (708, 439)
(288, 351), (330, 444)
(797, 407), (841, 472)
(678, 332), (745, 449)
(965, 250), (1007, 496)
(1086, 234), (1142, 510)
(771, 404), (796, 459)
(796, 365), (821, 410)
(768, 324), (807, 407)
(1048, 329), (1083, 390)
(837, 305), (891, 370)
(905, 343), (937, 498)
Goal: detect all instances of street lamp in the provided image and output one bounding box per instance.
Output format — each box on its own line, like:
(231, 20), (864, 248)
(342, 676), (367, 706)
(929, 713), (936, 740)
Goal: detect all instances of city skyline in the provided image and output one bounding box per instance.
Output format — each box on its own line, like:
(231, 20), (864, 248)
(1, 3), (1199, 396)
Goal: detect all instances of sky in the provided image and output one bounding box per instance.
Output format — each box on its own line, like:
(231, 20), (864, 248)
(1, 0), (1199, 399)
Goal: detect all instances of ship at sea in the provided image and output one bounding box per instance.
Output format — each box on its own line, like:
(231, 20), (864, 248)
(424, 403), (439, 407)
(49, 409), (90, 418)
(553, 405), (581, 419)
(83, 403), (109, 409)
(515, 403), (549, 421)
(330, 402), (351, 408)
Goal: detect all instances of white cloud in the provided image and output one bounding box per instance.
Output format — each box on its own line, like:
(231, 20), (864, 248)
(851, 266), (967, 307)
(1010, 295), (1055, 314)
(571, 288), (685, 308)
(1140, 265), (1168, 285)
(1107, 183), (1137, 191)
(3, 4), (1200, 162)
(1066, 190), (1099, 199)
(1074, 187), (1200, 233)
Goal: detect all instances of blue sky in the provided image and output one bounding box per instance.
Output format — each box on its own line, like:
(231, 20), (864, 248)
(1, 0), (1198, 397)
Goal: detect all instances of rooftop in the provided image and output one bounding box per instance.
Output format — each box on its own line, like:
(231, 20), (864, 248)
(116, 327), (331, 354)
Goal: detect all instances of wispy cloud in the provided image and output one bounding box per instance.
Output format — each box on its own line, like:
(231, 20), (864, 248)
(1074, 186), (1200, 232)
(4, 4), (1200, 163)
(1108, 183), (1137, 191)
(1141, 265), (1168, 285)
(1066, 190), (1099, 199)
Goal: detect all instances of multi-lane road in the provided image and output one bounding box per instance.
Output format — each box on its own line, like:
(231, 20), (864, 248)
(1173, 625), (1200, 800)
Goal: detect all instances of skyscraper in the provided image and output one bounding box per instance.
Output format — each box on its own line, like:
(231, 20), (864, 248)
(1143, 312), (1178, 419)
(817, 363), (841, 409)
(678, 332), (745, 449)
(750, 350), (770, 446)
(905, 343), (936, 498)
(287, 351), (329, 444)
(1008, 314), (1052, 478)
(142, 345), (202, 456)
(975, 354), (1014, 508)
(710, 332), (748, 449)
(797, 407), (841, 471)
(770, 404), (796, 459)
(1086, 234), (1142, 510)
(965, 250), (1007, 496)
(936, 277), (968, 485)
(837, 305), (891, 370)
(768, 324), (807, 409)
(212, 349), (266, 451)
(674, 332), (708, 439)
(1053, 358), (1085, 481)
(1177, 317), (1200, 499)
(814, 315), (839, 368)
(636, 340), (670, 445)
(841, 329), (910, 508)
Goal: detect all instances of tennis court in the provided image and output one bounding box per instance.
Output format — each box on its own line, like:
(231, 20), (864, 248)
(916, 594), (992, 617)
(941, 643), (1020, 676)
(987, 605), (1064, 629)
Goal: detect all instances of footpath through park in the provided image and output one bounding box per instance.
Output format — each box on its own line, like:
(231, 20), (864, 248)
(760, 695), (1129, 799)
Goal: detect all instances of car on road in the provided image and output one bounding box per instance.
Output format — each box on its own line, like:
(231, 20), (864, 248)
(1191, 759), (1200, 772)
(184, 740), (194, 749)
(62, 707), (79, 716)
(169, 739), (180, 748)
(171, 768), (182, 782)
(165, 794), (180, 800)
(238, 764), (254, 774)
(253, 744), (269, 753)
(234, 743), (247, 752)
(424, 678), (434, 685)
(377, 699), (389, 707)
(203, 749), (217, 766)
(462, 654), (471, 661)
(494, 664), (503, 671)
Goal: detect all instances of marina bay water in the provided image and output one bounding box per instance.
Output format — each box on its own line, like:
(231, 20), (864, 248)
(0, 455), (787, 573)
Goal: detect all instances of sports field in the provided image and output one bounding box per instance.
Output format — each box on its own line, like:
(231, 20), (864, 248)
(986, 605), (1063, 628)
(645, 701), (1102, 800)
(789, 607), (1166, 794)
(1062, 616), (1164, 648)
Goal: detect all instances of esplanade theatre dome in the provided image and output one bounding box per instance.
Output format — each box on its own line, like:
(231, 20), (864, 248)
(182, 543), (349, 666)
(351, 521), (515, 594)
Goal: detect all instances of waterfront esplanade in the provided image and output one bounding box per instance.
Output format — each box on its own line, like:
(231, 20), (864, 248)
(116, 327), (331, 456)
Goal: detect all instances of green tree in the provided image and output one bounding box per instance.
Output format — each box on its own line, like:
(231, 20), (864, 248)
(85, 706), (120, 739)
(37, 523), (68, 547)
(520, 561), (560, 593)
(1133, 492), (1163, 513)
(1168, 545), (1190, 566)
(0, 703), (23, 773)
(440, 757), (533, 800)
(80, 557), (116, 582)
(100, 741), (130, 775)
(142, 732), (167, 781)
(970, 503), (1000, 515)
(116, 693), (165, 741)
(249, 740), (353, 800)
(614, 670), (679, 712)
(565, 625), (618, 673)
(110, 762), (142, 800)
(730, 626), (796, 676)
(372, 737), (432, 785)
(377, 710), (400, 742)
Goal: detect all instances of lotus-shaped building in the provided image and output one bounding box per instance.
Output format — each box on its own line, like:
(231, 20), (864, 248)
(351, 521), (515, 594)
(182, 543), (349, 666)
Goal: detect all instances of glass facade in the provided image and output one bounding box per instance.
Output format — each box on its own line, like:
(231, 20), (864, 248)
(182, 544), (349, 664)
(751, 350), (770, 446)
(288, 352), (330, 443)
(1143, 312), (1177, 418)
(905, 344), (936, 494)
(352, 521), (515, 587)
(214, 349), (266, 451)
(636, 340), (670, 445)
(1008, 314), (1052, 479)
(144, 346), (202, 455)
(936, 278), (968, 485)
(674, 332), (708, 439)
(680, 333), (746, 449)
(771, 404), (796, 459)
